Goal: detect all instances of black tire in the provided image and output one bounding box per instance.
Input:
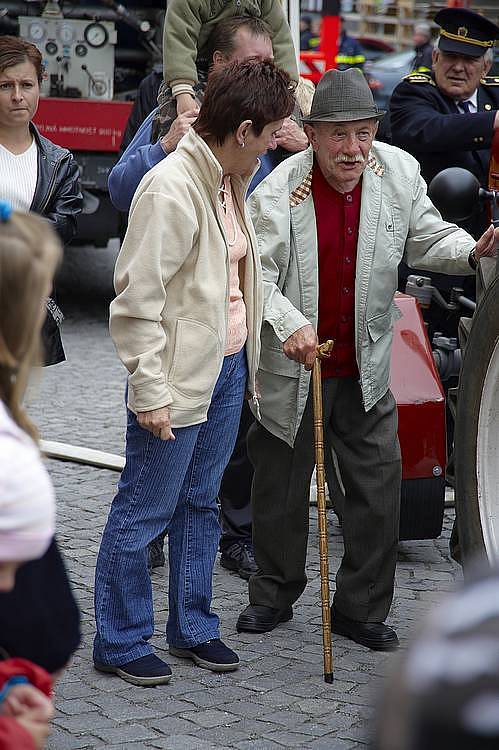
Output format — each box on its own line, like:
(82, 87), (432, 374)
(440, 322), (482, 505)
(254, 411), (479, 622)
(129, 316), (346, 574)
(455, 274), (499, 567)
(399, 477), (445, 541)
(325, 451), (445, 541)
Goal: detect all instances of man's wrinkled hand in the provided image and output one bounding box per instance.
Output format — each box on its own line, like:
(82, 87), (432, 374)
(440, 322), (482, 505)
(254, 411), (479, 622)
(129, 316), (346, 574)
(275, 117), (309, 153)
(475, 223), (499, 260)
(283, 324), (318, 370)
(161, 109), (199, 154)
(137, 407), (175, 441)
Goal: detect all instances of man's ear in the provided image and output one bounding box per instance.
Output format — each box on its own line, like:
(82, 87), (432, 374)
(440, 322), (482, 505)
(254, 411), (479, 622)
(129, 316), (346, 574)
(483, 53), (493, 77)
(212, 50), (225, 67)
(432, 47), (439, 66)
(304, 123), (317, 150)
(236, 119), (252, 147)
(373, 121), (379, 138)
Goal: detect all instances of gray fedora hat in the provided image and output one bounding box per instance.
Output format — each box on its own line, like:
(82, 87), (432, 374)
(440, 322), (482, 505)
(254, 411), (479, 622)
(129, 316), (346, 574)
(302, 68), (385, 124)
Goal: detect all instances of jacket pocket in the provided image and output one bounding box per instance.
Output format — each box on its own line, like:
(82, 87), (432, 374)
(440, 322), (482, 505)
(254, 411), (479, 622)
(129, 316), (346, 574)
(168, 318), (221, 401)
(259, 345), (300, 377)
(367, 309), (392, 343)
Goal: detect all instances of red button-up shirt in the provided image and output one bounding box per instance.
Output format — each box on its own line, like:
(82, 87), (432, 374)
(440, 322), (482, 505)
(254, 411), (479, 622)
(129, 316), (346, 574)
(312, 162), (361, 379)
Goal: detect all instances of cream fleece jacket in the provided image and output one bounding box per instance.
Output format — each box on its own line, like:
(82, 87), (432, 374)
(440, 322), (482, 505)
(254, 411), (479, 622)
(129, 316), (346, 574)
(109, 128), (263, 427)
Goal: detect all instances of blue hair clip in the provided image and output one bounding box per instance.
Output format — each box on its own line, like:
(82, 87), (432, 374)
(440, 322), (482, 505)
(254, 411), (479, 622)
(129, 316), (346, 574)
(0, 201), (12, 222)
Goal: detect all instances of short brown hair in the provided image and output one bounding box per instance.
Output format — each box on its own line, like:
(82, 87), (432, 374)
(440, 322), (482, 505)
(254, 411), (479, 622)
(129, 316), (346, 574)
(0, 35), (43, 83)
(193, 60), (295, 146)
(205, 16), (272, 62)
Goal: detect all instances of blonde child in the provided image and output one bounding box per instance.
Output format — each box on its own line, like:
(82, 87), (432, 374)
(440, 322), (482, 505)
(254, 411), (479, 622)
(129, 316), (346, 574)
(163, 0), (299, 116)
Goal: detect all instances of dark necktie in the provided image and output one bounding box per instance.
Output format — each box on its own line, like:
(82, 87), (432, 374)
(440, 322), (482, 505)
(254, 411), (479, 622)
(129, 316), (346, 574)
(459, 100), (472, 113)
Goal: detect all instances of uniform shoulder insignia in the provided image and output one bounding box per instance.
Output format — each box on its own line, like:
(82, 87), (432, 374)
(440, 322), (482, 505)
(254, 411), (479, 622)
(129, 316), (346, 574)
(481, 76), (499, 87)
(403, 72), (436, 86)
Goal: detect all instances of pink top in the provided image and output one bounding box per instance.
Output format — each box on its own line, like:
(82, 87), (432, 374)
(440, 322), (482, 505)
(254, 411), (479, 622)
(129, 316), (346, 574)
(220, 177), (247, 356)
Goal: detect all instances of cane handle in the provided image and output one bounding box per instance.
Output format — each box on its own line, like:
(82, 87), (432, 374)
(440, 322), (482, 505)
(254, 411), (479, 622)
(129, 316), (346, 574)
(316, 339), (334, 360)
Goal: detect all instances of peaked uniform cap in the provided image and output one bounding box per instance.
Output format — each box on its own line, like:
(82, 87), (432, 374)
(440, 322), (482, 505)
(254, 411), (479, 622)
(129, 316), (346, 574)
(302, 68), (385, 124)
(435, 8), (499, 58)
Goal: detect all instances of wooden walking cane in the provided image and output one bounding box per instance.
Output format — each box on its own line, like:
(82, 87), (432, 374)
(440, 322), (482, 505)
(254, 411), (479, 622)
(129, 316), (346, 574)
(313, 339), (335, 684)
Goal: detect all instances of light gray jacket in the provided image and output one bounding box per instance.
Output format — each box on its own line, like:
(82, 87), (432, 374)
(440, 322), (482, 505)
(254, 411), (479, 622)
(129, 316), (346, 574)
(248, 140), (475, 447)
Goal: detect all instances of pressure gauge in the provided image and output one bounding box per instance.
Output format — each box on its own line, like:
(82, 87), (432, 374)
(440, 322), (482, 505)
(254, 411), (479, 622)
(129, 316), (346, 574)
(84, 22), (108, 49)
(45, 41), (58, 56)
(75, 44), (88, 58)
(57, 23), (76, 45)
(28, 22), (46, 43)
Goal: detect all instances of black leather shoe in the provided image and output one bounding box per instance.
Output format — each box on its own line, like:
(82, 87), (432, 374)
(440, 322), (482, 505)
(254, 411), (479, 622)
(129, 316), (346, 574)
(147, 537), (166, 571)
(331, 607), (399, 651)
(236, 604), (293, 633)
(220, 542), (258, 580)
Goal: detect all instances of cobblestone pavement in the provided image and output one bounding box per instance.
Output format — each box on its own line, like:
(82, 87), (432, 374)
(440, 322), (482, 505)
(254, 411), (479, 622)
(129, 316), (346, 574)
(27, 246), (461, 750)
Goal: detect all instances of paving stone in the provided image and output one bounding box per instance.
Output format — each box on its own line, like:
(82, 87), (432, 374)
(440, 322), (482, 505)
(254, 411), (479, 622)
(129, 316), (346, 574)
(180, 708), (240, 729)
(93, 722), (161, 744)
(150, 736), (221, 750)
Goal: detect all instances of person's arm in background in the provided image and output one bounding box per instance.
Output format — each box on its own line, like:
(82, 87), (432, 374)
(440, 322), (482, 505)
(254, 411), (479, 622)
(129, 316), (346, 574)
(261, 0), (299, 84)
(108, 108), (198, 212)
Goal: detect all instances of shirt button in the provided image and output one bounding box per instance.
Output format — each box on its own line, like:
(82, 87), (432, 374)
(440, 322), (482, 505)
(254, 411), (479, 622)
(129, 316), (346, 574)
(347, 227), (353, 235)
(343, 287), (350, 294)
(346, 194), (353, 203)
(345, 257), (352, 264)
(341, 315), (348, 323)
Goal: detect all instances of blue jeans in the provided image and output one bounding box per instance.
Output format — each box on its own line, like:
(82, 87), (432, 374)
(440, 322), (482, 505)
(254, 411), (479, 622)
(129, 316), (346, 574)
(93, 349), (247, 665)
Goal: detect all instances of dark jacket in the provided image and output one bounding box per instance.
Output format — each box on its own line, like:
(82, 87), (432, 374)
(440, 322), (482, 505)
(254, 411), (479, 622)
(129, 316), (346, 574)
(389, 72), (496, 320)
(29, 123), (82, 246)
(29, 124), (82, 365)
(119, 67), (162, 154)
(389, 72), (499, 188)
(412, 42), (433, 73)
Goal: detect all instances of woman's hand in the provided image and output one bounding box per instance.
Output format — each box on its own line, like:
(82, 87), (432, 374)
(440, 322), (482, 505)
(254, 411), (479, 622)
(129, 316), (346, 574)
(137, 407), (175, 441)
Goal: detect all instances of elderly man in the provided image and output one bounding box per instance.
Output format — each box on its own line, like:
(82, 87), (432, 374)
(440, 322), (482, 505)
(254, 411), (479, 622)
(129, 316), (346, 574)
(390, 8), (499, 192)
(390, 8), (499, 342)
(236, 67), (498, 649)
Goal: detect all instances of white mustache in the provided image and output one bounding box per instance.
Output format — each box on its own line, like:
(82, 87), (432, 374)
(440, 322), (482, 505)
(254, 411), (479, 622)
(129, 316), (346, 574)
(334, 154), (365, 164)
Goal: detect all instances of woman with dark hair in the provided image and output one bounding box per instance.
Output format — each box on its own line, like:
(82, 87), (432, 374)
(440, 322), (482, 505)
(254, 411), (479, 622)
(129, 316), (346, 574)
(0, 36), (82, 365)
(93, 59), (295, 686)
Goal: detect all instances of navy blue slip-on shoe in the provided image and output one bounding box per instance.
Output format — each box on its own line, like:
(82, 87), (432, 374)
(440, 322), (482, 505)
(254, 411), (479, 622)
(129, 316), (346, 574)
(169, 639), (239, 672)
(94, 653), (172, 686)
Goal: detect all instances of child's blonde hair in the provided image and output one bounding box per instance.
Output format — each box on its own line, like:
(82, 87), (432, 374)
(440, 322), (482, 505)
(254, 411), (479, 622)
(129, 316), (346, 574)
(0, 211), (62, 439)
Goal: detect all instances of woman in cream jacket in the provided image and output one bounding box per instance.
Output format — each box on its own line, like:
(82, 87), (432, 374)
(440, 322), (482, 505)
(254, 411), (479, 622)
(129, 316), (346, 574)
(93, 60), (294, 685)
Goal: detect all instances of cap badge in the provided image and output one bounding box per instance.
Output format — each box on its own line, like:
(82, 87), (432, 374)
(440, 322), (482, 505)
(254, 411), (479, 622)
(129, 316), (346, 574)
(457, 26), (468, 37)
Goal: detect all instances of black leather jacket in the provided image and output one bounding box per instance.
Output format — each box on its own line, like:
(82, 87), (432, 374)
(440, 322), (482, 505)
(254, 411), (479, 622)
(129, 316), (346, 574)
(27, 125), (82, 364)
(29, 123), (82, 245)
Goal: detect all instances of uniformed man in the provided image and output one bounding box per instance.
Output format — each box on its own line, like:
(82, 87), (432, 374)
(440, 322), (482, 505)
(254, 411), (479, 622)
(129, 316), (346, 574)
(390, 8), (499, 196)
(389, 7), (499, 339)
